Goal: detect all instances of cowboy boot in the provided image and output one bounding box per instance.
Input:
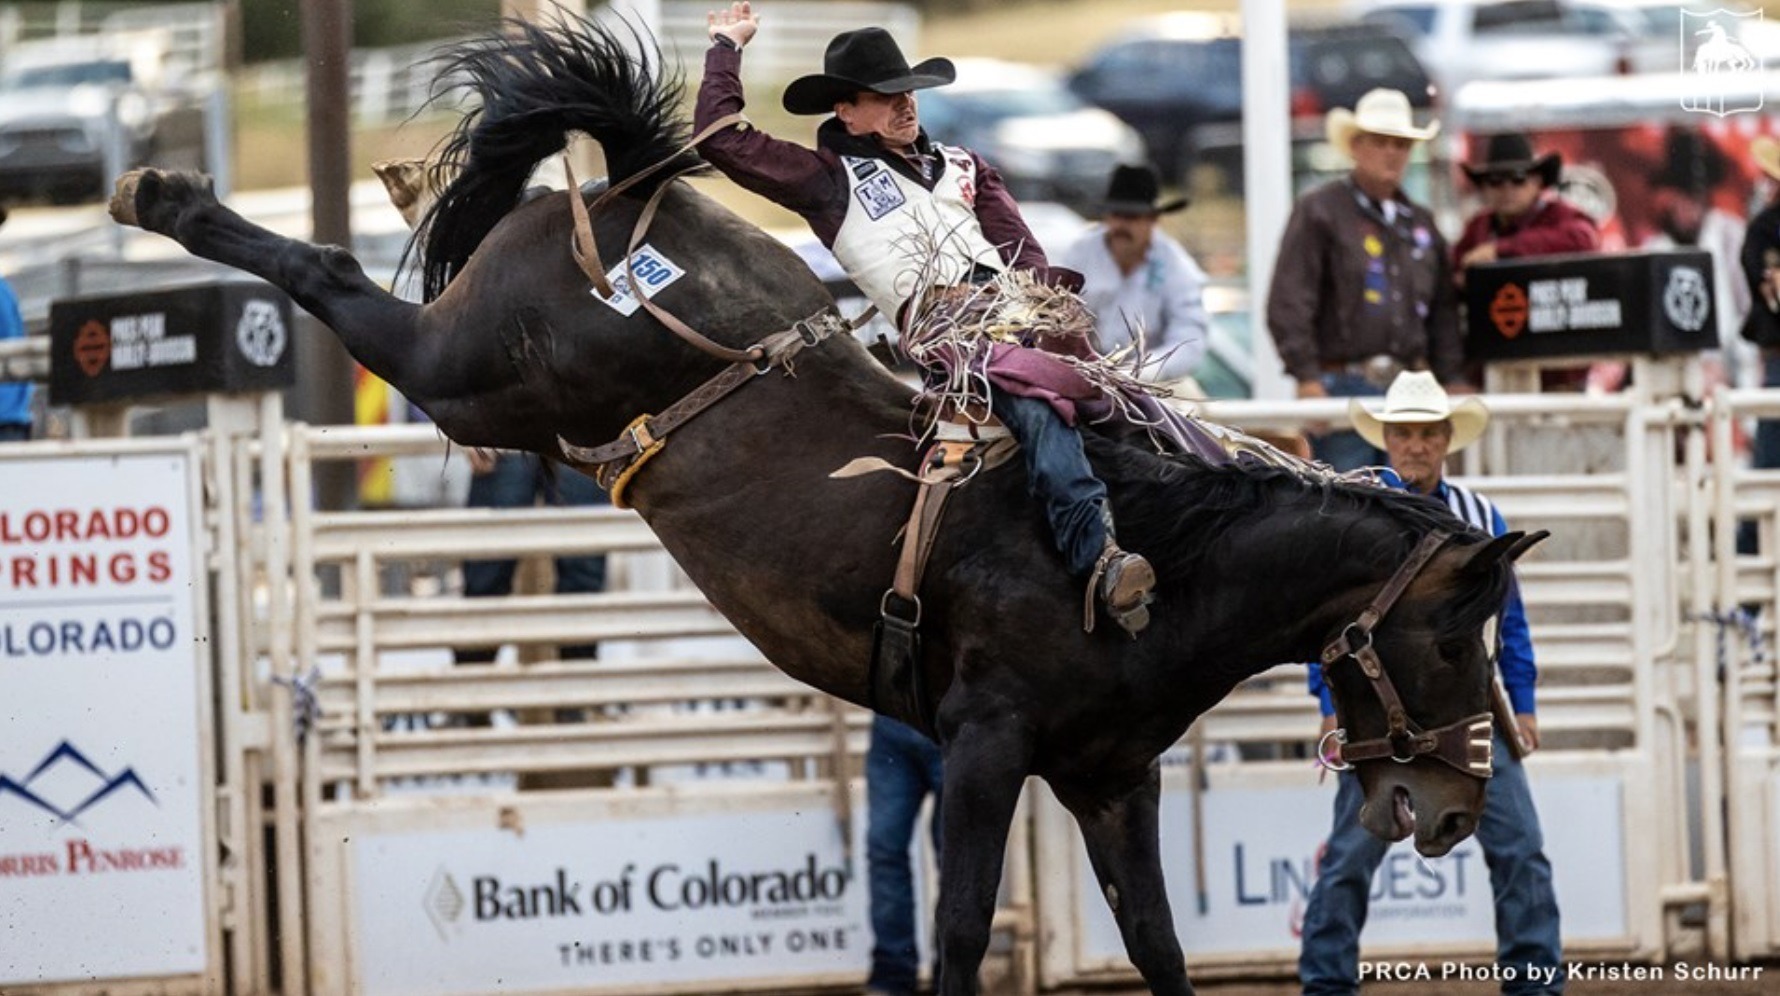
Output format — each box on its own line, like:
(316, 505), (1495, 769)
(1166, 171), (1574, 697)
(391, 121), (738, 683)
(1094, 540), (1157, 637)
(1084, 508), (1155, 636)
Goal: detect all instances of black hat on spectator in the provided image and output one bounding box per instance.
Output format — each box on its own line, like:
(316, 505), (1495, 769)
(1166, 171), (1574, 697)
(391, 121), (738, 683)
(783, 28), (954, 115)
(1462, 133), (1562, 188)
(1100, 164), (1189, 216)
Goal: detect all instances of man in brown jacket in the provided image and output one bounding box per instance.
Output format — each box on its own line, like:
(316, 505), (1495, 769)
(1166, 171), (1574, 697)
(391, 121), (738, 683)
(1266, 88), (1465, 471)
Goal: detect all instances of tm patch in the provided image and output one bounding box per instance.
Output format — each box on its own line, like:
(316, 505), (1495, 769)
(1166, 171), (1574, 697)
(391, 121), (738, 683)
(592, 243), (687, 316)
(854, 170), (907, 221)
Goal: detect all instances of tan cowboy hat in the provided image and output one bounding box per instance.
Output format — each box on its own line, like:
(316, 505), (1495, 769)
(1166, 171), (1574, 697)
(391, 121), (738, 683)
(1348, 371), (1490, 452)
(1325, 88), (1440, 158)
(1754, 135), (1780, 183)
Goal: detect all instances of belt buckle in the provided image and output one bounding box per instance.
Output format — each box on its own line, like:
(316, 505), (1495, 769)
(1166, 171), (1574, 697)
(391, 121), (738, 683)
(1361, 355), (1402, 389)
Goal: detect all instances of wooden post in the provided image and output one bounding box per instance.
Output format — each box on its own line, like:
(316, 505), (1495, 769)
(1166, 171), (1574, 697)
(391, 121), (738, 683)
(300, 0), (360, 512)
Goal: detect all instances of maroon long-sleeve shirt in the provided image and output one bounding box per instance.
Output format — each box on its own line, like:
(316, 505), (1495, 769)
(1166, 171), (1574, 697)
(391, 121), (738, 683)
(1451, 195), (1601, 267)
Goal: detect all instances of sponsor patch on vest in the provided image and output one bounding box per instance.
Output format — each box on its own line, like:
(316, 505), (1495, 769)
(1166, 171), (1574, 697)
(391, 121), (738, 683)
(591, 243), (686, 316)
(854, 170), (907, 221)
(845, 156), (881, 180)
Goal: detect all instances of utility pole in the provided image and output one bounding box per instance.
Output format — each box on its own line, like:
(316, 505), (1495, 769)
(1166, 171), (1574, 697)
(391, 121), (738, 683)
(300, 0), (358, 510)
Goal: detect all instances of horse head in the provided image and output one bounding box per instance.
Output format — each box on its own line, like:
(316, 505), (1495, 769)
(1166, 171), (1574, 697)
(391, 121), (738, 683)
(1321, 528), (1546, 856)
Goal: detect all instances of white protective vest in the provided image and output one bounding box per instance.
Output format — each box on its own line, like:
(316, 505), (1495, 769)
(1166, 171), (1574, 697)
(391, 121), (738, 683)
(829, 145), (1006, 322)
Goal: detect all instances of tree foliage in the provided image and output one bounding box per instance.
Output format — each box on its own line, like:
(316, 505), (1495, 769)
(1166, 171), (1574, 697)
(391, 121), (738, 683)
(240, 0), (500, 63)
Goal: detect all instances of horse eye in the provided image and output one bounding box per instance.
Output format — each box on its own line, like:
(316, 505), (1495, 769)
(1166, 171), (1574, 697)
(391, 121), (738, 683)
(1437, 638), (1474, 661)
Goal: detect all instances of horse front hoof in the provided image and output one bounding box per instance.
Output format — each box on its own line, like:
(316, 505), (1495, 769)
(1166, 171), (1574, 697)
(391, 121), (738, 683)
(108, 169), (155, 228)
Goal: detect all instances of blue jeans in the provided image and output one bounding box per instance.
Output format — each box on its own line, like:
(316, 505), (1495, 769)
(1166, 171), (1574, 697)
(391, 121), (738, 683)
(1311, 373), (1386, 473)
(866, 715), (944, 995)
(1299, 733), (1563, 996)
(990, 391), (1108, 576)
(458, 453), (608, 662)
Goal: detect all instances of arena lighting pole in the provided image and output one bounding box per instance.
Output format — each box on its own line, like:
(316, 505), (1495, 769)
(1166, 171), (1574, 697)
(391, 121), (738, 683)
(300, 0), (359, 512)
(1241, 0), (1293, 401)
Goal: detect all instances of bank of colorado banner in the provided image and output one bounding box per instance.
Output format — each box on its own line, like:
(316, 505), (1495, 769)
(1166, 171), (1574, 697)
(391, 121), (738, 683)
(352, 803), (873, 995)
(0, 451), (209, 983)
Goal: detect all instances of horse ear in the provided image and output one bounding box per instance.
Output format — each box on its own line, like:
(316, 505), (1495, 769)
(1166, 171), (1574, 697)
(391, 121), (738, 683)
(1504, 529), (1550, 563)
(1456, 529), (1546, 575)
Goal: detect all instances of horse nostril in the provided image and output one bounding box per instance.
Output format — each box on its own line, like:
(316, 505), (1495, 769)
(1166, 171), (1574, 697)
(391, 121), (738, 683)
(1437, 809), (1475, 843)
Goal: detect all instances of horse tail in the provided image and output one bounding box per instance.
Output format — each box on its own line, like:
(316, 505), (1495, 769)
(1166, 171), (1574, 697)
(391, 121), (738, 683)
(417, 14), (703, 300)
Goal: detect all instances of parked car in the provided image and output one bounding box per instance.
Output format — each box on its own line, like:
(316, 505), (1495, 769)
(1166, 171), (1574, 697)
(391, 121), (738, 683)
(1350, 0), (1689, 98)
(916, 58), (1147, 213)
(1066, 15), (1434, 183)
(0, 42), (204, 205)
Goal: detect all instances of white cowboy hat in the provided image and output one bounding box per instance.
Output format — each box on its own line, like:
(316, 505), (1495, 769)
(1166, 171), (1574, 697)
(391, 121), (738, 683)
(1325, 88), (1440, 159)
(1348, 371), (1490, 452)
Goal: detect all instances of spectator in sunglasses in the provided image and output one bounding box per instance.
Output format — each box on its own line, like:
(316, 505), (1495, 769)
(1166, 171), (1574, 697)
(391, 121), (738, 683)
(1452, 133), (1599, 281)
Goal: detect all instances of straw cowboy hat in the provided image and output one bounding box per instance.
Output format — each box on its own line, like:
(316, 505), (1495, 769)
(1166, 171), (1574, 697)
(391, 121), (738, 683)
(1348, 371), (1490, 452)
(1753, 135), (1780, 183)
(1325, 88), (1439, 158)
(782, 28), (955, 115)
(1100, 164), (1189, 216)
(1462, 132), (1562, 188)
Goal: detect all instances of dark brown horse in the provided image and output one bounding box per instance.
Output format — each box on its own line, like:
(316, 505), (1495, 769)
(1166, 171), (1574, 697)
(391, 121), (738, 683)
(109, 18), (1535, 995)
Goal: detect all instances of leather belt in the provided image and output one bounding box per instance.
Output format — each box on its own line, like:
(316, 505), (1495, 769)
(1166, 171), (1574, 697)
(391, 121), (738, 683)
(1322, 354), (1412, 389)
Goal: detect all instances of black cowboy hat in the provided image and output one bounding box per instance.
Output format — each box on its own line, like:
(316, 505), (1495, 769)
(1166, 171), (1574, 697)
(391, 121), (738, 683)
(1100, 164), (1188, 216)
(782, 28), (955, 116)
(1461, 133), (1562, 188)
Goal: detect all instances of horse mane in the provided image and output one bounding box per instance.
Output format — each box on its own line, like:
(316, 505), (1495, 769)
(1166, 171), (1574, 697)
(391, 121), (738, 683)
(415, 14), (707, 300)
(1087, 436), (1510, 639)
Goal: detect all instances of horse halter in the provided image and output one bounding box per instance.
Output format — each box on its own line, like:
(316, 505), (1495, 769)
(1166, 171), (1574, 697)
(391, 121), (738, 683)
(1317, 529), (1494, 780)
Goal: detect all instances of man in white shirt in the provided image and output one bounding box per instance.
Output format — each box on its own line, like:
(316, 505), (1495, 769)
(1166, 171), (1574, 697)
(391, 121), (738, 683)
(1061, 164), (1209, 385)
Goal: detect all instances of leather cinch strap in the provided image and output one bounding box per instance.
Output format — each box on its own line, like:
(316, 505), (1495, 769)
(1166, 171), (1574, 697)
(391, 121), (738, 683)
(558, 311), (849, 471)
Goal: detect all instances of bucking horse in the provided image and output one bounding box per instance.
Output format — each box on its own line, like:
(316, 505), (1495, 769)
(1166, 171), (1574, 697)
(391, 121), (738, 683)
(109, 16), (1540, 995)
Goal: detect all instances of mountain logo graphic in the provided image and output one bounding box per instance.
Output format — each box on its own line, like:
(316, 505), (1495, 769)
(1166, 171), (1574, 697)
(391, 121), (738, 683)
(0, 740), (158, 827)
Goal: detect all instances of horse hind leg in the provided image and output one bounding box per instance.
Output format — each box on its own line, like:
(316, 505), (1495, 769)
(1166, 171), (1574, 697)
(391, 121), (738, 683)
(109, 169), (421, 384)
(931, 716), (1034, 996)
(1054, 769), (1196, 995)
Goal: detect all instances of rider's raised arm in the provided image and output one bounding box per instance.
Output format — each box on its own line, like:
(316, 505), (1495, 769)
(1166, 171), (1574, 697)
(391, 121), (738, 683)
(695, 28), (838, 217)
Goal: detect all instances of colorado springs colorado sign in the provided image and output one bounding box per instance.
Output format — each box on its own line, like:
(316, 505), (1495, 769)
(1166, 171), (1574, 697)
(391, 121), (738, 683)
(0, 450), (210, 985)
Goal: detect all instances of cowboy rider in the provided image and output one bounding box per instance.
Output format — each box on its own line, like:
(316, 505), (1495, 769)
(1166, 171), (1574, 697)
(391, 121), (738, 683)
(694, 2), (1156, 635)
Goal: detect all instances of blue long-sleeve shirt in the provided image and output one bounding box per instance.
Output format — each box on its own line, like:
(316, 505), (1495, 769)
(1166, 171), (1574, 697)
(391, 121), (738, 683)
(0, 276), (30, 427)
(1309, 468), (1538, 716)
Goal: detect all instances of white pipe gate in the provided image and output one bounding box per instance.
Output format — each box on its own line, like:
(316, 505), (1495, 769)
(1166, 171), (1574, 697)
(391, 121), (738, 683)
(5, 367), (1779, 994)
